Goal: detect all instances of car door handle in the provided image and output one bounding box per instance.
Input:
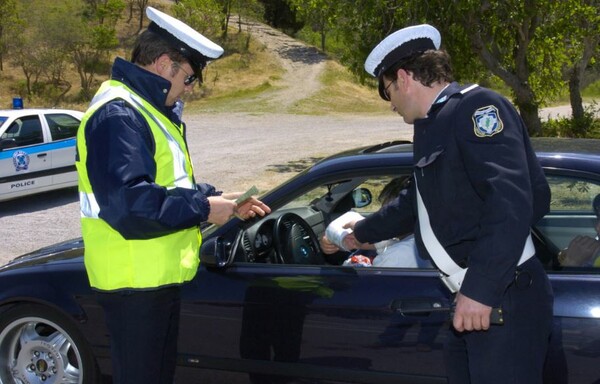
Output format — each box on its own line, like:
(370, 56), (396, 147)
(37, 153), (47, 158)
(390, 298), (451, 317)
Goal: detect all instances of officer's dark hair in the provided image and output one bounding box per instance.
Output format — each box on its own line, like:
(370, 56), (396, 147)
(383, 49), (453, 86)
(131, 29), (189, 69)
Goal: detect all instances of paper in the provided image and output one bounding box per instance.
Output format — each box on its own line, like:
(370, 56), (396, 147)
(235, 185), (259, 204)
(325, 211), (364, 251)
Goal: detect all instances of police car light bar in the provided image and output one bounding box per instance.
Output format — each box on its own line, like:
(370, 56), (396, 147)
(12, 97), (23, 109)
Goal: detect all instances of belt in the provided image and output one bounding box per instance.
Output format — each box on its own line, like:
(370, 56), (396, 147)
(415, 176), (536, 293)
(439, 235), (535, 293)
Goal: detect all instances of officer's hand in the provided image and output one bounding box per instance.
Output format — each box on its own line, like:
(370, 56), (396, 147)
(207, 196), (237, 225)
(453, 292), (492, 332)
(235, 197), (271, 220)
(341, 233), (363, 251)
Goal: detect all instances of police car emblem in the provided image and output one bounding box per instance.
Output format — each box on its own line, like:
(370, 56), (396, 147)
(472, 105), (504, 137)
(12, 151), (30, 171)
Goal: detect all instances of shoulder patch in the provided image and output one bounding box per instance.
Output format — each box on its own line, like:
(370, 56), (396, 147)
(472, 105), (503, 137)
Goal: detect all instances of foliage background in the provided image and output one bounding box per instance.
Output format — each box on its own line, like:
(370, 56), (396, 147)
(1, 0), (599, 137)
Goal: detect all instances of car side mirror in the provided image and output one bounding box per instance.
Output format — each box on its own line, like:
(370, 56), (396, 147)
(352, 187), (372, 208)
(200, 237), (231, 268)
(0, 139), (17, 150)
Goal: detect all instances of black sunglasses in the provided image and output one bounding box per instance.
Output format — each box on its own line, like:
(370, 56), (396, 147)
(174, 63), (199, 86)
(383, 80), (397, 100)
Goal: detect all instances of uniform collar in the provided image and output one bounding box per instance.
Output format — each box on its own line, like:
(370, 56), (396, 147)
(426, 82), (470, 114)
(110, 57), (181, 123)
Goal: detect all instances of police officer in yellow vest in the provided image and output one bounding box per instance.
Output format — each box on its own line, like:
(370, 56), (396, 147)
(76, 7), (270, 384)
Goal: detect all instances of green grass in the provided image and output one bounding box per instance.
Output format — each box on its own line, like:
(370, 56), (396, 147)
(286, 61), (387, 115)
(582, 79), (600, 99)
(188, 81), (283, 113)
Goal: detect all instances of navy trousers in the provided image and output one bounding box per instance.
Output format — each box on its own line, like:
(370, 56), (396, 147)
(96, 286), (181, 384)
(444, 257), (554, 384)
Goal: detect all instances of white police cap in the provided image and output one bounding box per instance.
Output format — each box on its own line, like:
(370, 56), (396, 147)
(146, 6), (224, 73)
(364, 24), (440, 78)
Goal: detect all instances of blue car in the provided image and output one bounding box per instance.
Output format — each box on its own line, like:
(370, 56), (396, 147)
(0, 138), (598, 384)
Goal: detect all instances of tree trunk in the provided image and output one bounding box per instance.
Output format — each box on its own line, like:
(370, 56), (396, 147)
(512, 81), (542, 136)
(569, 71), (585, 122)
(567, 34), (599, 125)
(515, 100), (541, 137)
(127, 2), (133, 23)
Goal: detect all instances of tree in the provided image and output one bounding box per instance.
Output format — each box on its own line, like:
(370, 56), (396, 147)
(72, 0), (122, 99)
(0, 0), (18, 71)
(358, 0), (575, 136)
(132, 0), (149, 33)
(216, 0), (263, 41)
(288, 0), (339, 52)
(327, 0), (600, 136)
(258, 0), (303, 34)
(554, 0), (600, 129)
(334, 0), (414, 82)
(9, 0), (81, 101)
(173, 0), (222, 38)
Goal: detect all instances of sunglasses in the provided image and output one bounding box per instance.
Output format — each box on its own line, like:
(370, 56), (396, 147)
(383, 80), (397, 100)
(174, 62), (199, 86)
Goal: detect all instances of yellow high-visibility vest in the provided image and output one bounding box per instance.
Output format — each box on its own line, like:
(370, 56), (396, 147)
(76, 80), (201, 291)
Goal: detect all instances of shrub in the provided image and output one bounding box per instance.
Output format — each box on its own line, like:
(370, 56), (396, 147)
(541, 102), (600, 138)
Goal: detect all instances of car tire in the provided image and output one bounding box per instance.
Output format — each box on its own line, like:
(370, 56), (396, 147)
(0, 303), (100, 384)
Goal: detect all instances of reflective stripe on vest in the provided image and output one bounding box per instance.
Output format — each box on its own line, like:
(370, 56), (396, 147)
(76, 80), (201, 291)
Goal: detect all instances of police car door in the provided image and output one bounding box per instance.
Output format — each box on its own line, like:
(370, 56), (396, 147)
(0, 114), (51, 200)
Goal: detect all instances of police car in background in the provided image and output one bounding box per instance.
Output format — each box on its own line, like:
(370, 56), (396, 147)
(0, 108), (83, 202)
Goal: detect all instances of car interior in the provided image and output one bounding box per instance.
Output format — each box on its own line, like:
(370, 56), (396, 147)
(46, 114), (80, 141)
(9, 118), (44, 147)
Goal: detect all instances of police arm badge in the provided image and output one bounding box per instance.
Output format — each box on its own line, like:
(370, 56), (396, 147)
(472, 105), (504, 137)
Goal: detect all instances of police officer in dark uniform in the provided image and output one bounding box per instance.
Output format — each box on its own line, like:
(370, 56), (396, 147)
(341, 25), (553, 383)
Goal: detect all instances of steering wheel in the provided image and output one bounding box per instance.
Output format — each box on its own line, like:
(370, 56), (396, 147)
(273, 213), (324, 264)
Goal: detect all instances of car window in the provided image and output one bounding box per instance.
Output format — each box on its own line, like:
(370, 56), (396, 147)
(241, 174), (430, 269)
(1, 116), (44, 147)
(46, 113), (80, 140)
(537, 175), (600, 270)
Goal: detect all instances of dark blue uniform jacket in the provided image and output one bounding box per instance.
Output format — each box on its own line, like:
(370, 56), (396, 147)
(354, 83), (550, 306)
(81, 57), (220, 240)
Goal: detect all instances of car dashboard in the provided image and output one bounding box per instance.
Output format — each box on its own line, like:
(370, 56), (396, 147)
(233, 207), (327, 264)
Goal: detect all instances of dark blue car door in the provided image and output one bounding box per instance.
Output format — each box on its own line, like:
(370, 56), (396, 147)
(177, 263), (452, 384)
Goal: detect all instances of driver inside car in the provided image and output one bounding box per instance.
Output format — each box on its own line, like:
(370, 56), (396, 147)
(320, 176), (431, 268)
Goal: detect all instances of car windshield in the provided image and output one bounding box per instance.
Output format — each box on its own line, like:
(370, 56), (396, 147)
(0, 116), (7, 128)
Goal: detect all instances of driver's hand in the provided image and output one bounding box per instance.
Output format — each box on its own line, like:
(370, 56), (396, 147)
(320, 235), (340, 254)
(561, 235), (600, 266)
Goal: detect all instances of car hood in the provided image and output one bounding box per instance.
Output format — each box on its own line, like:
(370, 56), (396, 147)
(0, 238), (84, 272)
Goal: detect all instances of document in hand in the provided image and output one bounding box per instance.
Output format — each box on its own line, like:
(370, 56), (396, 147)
(235, 186), (259, 204)
(325, 211), (364, 251)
